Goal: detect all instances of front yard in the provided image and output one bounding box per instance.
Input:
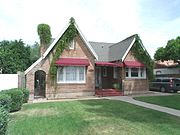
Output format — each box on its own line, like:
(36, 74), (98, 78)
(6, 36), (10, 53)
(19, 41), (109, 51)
(134, 94), (180, 110)
(7, 99), (180, 135)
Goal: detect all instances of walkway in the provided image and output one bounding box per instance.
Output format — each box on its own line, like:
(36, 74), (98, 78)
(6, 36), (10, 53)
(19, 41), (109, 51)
(105, 96), (180, 117)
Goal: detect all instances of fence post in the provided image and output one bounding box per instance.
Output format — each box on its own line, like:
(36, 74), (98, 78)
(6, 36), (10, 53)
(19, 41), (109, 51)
(17, 71), (25, 89)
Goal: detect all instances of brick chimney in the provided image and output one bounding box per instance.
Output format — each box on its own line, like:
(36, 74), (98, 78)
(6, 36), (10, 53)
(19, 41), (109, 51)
(40, 44), (46, 56)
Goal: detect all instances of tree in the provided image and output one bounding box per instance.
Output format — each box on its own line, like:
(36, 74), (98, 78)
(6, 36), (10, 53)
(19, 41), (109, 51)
(30, 42), (40, 63)
(37, 24), (52, 51)
(0, 40), (31, 73)
(154, 36), (180, 64)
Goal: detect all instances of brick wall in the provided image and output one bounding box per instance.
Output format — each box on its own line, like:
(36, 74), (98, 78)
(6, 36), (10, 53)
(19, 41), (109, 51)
(26, 35), (95, 100)
(122, 49), (149, 95)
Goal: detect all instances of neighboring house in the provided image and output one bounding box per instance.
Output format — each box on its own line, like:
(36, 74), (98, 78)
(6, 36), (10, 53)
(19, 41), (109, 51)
(25, 19), (150, 100)
(154, 60), (180, 78)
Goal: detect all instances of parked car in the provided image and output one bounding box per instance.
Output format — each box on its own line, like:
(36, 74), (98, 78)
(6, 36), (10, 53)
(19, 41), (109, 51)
(150, 77), (180, 93)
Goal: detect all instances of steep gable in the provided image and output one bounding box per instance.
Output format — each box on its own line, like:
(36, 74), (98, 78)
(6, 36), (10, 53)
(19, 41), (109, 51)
(109, 35), (136, 62)
(25, 19), (97, 75)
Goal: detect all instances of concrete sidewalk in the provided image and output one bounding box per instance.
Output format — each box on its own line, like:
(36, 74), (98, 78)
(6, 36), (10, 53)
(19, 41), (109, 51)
(104, 96), (180, 117)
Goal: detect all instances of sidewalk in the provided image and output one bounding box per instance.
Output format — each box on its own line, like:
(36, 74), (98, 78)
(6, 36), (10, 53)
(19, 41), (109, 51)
(104, 96), (180, 117)
(29, 96), (100, 103)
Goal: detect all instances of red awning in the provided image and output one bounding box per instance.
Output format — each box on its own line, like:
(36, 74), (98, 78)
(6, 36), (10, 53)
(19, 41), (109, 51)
(56, 58), (90, 66)
(124, 61), (145, 67)
(95, 62), (123, 67)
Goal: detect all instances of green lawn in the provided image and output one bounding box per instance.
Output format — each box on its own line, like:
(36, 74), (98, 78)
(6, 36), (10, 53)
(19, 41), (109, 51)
(134, 94), (180, 110)
(7, 99), (180, 135)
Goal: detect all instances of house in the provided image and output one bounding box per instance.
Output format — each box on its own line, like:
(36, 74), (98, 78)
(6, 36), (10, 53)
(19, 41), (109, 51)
(154, 60), (180, 78)
(25, 18), (151, 100)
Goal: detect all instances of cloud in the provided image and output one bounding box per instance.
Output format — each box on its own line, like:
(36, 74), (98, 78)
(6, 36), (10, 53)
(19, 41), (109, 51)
(0, 0), (179, 58)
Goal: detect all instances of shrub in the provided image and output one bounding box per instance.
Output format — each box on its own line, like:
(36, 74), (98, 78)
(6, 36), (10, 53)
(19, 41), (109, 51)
(0, 93), (11, 112)
(2, 88), (23, 112)
(113, 83), (120, 89)
(21, 88), (30, 103)
(0, 106), (9, 135)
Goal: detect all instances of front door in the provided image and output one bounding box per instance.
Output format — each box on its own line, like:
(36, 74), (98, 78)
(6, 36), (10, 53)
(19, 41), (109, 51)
(34, 70), (46, 98)
(95, 67), (102, 88)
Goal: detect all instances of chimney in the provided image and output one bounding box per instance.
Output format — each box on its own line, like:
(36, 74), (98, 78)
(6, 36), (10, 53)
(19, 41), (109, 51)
(40, 44), (46, 56)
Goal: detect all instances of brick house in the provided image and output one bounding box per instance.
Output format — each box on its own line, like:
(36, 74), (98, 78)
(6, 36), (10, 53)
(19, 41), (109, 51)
(25, 20), (150, 100)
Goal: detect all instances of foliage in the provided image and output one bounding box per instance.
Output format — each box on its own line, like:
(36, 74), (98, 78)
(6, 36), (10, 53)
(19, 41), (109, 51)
(49, 17), (78, 81)
(2, 88), (23, 112)
(0, 40), (31, 73)
(154, 36), (180, 64)
(0, 106), (9, 135)
(30, 42), (40, 64)
(0, 93), (11, 112)
(37, 23), (52, 47)
(113, 83), (120, 89)
(131, 34), (154, 80)
(21, 88), (30, 103)
(7, 100), (180, 135)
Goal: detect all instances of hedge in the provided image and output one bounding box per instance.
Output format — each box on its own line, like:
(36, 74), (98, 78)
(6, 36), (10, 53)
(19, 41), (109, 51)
(21, 88), (29, 103)
(0, 106), (9, 135)
(2, 88), (23, 112)
(0, 93), (11, 112)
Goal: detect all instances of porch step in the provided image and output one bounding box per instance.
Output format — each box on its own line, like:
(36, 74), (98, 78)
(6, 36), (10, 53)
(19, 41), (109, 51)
(95, 89), (123, 97)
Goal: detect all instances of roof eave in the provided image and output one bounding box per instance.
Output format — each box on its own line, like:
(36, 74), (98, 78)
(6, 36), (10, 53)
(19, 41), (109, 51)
(121, 37), (136, 62)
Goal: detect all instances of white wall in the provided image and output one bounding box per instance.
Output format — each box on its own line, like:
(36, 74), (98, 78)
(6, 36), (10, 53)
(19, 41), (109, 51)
(154, 68), (180, 75)
(0, 74), (18, 91)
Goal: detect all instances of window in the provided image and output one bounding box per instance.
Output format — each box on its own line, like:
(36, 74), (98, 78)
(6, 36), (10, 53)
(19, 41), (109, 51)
(131, 68), (139, 77)
(125, 68), (129, 77)
(113, 67), (118, 79)
(126, 67), (146, 79)
(57, 66), (86, 83)
(103, 67), (107, 77)
(69, 40), (75, 49)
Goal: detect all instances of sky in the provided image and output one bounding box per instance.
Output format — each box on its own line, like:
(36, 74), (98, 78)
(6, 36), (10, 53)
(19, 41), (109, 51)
(0, 0), (180, 58)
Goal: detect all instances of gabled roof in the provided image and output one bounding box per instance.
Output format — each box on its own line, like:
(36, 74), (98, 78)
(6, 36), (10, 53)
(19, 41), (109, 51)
(25, 20), (98, 75)
(109, 35), (136, 61)
(89, 35), (136, 62)
(89, 42), (114, 61)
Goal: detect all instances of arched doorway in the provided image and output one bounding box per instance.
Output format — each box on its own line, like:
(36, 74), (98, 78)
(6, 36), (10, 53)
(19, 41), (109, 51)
(34, 70), (46, 98)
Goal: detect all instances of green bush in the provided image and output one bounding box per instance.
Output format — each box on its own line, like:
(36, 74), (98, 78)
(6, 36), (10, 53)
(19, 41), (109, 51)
(21, 88), (29, 103)
(0, 93), (11, 112)
(0, 106), (9, 135)
(2, 88), (23, 112)
(113, 83), (120, 89)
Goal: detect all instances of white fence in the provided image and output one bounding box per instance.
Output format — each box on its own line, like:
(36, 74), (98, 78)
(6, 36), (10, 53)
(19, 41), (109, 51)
(0, 74), (18, 91)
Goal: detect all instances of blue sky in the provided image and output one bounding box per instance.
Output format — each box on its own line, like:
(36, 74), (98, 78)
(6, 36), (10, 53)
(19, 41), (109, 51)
(0, 0), (180, 58)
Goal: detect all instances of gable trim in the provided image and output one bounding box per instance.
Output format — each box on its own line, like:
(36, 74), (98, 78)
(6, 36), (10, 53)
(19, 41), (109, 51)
(121, 37), (136, 61)
(24, 57), (43, 75)
(25, 20), (98, 75)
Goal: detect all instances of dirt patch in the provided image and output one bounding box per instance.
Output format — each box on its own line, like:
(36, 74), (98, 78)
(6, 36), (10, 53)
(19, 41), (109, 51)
(13, 108), (59, 117)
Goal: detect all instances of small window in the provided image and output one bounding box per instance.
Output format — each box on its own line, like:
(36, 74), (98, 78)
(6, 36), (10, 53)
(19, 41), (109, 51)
(126, 67), (146, 79)
(125, 68), (129, 77)
(140, 68), (144, 77)
(103, 67), (107, 77)
(69, 40), (75, 49)
(131, 68), (138, 77)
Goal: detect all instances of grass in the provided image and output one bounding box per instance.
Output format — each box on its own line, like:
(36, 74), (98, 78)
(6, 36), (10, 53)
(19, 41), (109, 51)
(134, 94), (180, 110)
(7, 99), (180, 135)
